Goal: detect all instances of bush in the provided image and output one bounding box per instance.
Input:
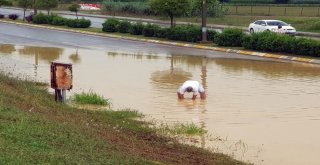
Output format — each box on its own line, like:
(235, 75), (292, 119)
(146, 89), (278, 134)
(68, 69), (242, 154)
(102, 18), (120, 32)
(32, 13), (49, 24)
(185, 25), (201, 42)
(51, 16), (66, 26)
(129, 22), (145, 35)
(167, 26), (188, 41)
(66, 18), (91, 28)
(8, 14), (18, 20)
(293, 38), (320, 57)
(154, 27), (169, 38)
(46, 14), (59, 25)
(118, 20), (132, 33)
(214, 28), (244, 47)
(242, 32), (320, 57)
(142, 23), (160, 37)
(207, 30), (218, 42)
(0, 14), (4, 19)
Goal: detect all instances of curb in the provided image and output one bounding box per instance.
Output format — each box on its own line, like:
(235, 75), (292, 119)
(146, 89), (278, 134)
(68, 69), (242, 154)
(1, 19), (320, 65)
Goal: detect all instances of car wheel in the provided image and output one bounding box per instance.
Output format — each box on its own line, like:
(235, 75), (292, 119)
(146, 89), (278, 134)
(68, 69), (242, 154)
(250, 28), (254, 34)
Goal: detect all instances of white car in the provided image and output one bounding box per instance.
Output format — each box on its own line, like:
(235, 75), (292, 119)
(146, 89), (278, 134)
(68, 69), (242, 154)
(248, 20), (296, 36)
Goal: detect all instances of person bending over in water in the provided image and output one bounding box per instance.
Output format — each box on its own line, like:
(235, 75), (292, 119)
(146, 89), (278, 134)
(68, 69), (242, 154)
(177, 80), (206, 100)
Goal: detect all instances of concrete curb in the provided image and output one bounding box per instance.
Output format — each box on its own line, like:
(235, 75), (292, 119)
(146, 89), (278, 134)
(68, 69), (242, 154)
(1, 19), (320, 65)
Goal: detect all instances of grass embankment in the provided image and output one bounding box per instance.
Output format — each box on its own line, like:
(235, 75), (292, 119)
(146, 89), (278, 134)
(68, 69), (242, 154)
(0, 72), (250, 165)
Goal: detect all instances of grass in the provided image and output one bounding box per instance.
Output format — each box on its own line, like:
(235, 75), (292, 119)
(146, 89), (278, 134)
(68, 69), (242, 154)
(225, 5), (320, 17)
(73, 90), (111, 106)
(157, 123), (207, 136)
(0, 72), (251, 165)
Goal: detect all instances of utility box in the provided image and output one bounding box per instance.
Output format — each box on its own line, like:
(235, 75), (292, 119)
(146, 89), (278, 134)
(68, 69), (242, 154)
(51, 62), (73, 90)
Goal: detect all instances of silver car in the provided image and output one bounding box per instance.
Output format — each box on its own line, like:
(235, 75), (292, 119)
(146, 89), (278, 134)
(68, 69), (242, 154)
(248, 20), (296, 36)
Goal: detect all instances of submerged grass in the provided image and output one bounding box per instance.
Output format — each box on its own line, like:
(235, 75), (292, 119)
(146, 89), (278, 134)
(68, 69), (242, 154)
(74, 90), (111, 106)
(157, 123), (207, 136)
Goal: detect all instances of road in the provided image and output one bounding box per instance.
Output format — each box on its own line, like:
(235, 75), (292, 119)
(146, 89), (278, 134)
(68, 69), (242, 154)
(0, 21), (277, 62)
(1, 7), (320, 38)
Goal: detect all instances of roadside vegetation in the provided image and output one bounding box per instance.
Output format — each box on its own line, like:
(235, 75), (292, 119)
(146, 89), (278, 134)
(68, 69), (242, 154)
(1, 0), (319, 32)
(0, 71), (250, 165)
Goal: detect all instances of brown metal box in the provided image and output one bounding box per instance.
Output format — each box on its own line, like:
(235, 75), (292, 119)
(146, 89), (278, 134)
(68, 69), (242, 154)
(51, 62), (73, 90)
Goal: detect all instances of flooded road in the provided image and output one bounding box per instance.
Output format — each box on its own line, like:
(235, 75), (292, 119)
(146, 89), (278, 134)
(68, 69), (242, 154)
(1, 43), (320, 165)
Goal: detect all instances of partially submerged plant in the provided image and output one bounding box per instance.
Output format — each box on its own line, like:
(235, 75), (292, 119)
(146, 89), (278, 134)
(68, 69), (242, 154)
(157, 122), (207, 136)
(73, 90), (111, 106)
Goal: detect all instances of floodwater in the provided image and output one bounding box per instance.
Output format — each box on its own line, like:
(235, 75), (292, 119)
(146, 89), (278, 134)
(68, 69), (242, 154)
(1, 44), (320, 165)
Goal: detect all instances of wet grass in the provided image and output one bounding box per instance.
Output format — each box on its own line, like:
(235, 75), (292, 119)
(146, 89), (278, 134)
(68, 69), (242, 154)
(157, 123), (207, 136)
(73, 90), (111, 106)
(0, 72), (251, 165)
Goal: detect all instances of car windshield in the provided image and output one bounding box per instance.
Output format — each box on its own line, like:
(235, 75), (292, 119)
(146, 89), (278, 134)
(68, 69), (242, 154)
(266, 21), (288, 26)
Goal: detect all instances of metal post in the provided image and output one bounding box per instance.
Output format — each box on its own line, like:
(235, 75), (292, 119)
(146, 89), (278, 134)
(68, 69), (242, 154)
(201, 0), (207, 42)
(62, 89), (66, 103)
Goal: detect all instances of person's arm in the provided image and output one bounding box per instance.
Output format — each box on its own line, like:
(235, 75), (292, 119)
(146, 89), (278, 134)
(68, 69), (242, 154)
(192, 93), (197, 100)
(200, 91), (206, 100)
(177, 92), (184, 99)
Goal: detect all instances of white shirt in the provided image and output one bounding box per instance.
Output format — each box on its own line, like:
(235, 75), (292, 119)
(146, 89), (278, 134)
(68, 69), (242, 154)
(178, 80), (204, 95)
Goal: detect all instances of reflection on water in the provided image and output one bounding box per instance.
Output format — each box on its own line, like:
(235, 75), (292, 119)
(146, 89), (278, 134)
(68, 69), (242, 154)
(1, 44), (320, 165)
(0, 44), (15, 54)
(18, 46), (64, 64)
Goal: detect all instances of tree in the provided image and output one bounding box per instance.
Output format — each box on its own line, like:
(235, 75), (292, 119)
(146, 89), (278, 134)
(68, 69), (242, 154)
(150, 0), (190, 28)
(37, 0), (58, 14)
(68, 3), (80, 19)
(0, 0), (11, 7)
(16, 0), (33, 21)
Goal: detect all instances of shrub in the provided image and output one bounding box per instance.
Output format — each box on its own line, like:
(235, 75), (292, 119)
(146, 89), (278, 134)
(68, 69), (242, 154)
(51, 16), (66, 26)
(154, 27), (169, 38)
(293, 38), (320, 57)
(142, 23), (160, 37)
(214, 28), (244, 47)
(242, 32), (320, 57)
(185, 25), (201, 42)
(129, 21), (145, 35)
(207, 30), (218, 42)
(32, 13), (49, 24)
(8, 14), (18, 20)
(167, 26), (188, 41)
(66, 18), (91, 28)
(0, 14), (4, 19)
(102, 18), (120, 32)
(118, 20), (132, 33)
(46, 14), (59, 25)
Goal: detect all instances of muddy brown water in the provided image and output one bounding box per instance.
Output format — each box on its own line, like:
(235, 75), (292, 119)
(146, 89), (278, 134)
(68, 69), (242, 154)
(1, 45), (320, 165)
